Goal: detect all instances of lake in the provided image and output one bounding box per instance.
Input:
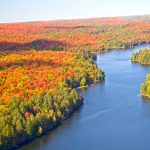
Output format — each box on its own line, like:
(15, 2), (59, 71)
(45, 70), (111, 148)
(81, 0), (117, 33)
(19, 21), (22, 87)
(18, 43), (150, 150)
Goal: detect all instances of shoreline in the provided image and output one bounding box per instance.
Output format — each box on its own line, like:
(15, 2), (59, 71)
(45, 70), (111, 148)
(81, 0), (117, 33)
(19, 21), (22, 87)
(140, 93), (150, 99)
(76, 85), (88, 89)
(12, 97), (83, 150)
(12, 80), (104, 150)
(132, 61), (150, 65)
(97, 41), (150, 54)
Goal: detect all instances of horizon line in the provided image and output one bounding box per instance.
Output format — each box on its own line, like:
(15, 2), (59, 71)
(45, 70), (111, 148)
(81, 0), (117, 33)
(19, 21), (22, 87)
(0, 14), (150, 24)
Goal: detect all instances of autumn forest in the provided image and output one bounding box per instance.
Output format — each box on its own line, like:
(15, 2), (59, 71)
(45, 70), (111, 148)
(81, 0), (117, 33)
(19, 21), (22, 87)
(0, 15), (150, 150)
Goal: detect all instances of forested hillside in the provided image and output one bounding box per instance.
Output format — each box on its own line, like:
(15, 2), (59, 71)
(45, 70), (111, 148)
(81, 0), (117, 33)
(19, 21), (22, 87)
(0, 50), (104, 149)
(0, 16), (150, 52)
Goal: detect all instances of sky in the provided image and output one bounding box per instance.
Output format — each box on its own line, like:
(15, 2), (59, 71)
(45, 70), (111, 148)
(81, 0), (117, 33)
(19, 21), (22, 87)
(0, 0), (150, 23)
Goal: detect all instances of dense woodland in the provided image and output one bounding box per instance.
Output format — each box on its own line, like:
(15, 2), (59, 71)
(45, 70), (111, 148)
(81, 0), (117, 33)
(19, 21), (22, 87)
(1, 15), (150, 149)
(131, 49), (150, 64)
(0, 50), (104, 149)
(0, 16), (150, 52)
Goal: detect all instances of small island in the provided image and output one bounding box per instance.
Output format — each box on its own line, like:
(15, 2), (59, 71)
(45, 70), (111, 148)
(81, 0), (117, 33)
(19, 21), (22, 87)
(131, 49), (150, 65)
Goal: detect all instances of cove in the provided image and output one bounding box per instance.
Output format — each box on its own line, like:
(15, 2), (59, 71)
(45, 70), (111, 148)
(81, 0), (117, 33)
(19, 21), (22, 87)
(18, 43), (150, 150)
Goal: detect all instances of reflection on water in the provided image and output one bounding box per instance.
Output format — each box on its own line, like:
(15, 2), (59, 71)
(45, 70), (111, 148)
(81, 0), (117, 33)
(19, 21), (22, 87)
(19, 43), (150, 150)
